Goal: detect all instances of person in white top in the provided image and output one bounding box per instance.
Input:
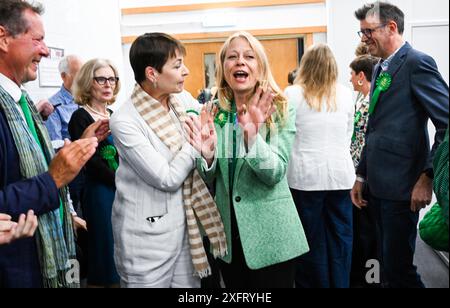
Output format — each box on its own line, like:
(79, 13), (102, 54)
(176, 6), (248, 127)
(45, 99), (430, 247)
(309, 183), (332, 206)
(283, 68), (298, 99)
(286, 43), (355, 288)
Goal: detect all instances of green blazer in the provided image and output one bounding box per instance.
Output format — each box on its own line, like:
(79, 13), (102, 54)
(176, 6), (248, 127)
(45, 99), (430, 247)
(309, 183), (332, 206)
(197, 101), (309, 270)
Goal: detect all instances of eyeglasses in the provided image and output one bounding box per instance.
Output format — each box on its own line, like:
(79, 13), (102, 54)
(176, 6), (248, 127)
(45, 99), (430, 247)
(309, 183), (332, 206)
(357, 24), (386, 39)
(93, 76), (119, 86)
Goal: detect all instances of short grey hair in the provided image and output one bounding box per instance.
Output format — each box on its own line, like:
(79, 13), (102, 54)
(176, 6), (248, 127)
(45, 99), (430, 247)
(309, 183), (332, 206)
(58, 55), (79, 74)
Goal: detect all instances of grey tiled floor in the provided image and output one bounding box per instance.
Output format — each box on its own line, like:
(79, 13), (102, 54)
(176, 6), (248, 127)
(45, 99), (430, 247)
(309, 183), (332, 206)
(415, 237), (449, 288)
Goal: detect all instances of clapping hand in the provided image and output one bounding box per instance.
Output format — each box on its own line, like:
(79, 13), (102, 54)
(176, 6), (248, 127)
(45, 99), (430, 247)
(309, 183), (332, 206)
(81, 119), (110, 142)
(49, 138), (98, 188)
(36, 99), (55, 121)
(0, 210), (38, 245)
(237, 86), (276, 147)
(185, 102), (218, 167)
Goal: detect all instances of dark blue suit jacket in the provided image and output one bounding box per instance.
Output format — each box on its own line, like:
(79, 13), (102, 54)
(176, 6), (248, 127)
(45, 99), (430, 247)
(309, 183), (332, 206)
(357, 42), (449, 201)
(0, 106), (60, 287)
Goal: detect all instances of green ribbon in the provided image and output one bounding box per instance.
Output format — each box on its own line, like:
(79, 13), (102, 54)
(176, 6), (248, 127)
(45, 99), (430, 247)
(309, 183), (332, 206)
(214, 109), (229, 128)
(100, 145), (118, 171)
(186, 109), (199, 116)
(352, 111), (362, 142)
(369, 72), (392, 115)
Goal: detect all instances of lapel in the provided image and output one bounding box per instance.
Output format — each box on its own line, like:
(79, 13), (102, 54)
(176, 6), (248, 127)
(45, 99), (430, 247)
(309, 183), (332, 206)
(233, 155), (245, 192)
(369, 42), (411, 106)
(217, 122), (230, 194)
(216, 120), (247, 194)
(386, 42), (411, 80)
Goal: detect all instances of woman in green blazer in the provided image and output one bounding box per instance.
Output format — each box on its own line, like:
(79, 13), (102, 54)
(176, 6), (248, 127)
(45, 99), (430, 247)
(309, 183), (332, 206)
(185, 31), (309, 288)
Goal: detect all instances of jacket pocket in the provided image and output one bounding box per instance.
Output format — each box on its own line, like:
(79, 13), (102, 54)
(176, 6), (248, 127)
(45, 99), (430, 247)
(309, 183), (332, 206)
(138, 185), (168, 221)
(376, 136), (414, 159)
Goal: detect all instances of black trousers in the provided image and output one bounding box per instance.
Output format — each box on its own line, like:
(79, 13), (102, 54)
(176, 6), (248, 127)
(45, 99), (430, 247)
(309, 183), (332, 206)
(217, 202), (296, 288)
(350, 205), (378, 287)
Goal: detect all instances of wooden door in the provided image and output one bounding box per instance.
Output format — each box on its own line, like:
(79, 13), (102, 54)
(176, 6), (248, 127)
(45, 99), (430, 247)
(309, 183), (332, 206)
(183, 41), (223, 99)
(183, 38), (299, 98)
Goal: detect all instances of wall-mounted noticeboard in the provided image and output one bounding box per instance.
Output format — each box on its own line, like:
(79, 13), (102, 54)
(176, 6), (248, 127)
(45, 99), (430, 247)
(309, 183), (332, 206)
(38, 47), (64, 88)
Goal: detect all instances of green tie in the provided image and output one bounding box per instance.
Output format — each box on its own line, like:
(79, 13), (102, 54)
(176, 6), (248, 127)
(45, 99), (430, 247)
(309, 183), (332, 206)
(18, 92), (64, 223)
(18, 92), (41, 147)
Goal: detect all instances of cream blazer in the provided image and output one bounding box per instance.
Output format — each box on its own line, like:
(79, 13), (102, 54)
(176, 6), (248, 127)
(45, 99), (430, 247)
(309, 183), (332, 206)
(110, 91), (200, 282)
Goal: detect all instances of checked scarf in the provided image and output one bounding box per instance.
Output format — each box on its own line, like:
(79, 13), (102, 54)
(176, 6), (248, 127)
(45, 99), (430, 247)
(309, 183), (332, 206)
(131, 84), (227, 278)
(0, 86), (77, 288)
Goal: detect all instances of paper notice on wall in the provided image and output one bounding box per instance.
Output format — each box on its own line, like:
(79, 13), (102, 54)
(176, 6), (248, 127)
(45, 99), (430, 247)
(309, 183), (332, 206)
(38, 47), (64, 88)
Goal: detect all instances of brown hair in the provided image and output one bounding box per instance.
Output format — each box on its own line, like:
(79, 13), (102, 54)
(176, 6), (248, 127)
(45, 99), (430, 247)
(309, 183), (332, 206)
(350, 55), (379, 82)
(72, 59), (121, 106)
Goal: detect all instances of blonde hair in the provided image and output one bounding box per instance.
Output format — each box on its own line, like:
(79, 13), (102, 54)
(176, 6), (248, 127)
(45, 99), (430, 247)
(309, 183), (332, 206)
(72, 58), (121, 106)
(215, 31), (288, 127)
(295, 43), (338, 112)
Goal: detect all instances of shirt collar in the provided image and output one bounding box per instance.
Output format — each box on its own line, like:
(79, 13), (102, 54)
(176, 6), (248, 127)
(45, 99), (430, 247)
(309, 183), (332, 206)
(381, 41), (406, 71)
(0, 73), (22, 102)
(59, 85), (74, 103)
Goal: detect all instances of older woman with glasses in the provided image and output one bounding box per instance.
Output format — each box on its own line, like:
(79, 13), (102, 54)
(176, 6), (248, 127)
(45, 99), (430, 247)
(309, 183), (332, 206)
(68, 58), (121, 287)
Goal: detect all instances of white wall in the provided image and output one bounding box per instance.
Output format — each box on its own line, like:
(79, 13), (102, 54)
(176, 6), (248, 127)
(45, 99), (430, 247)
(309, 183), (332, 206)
(24, 0), (126, 110)
(121, 4), (326, 37)
(119, 0), (327, 97)
(327, 0), (449, 86)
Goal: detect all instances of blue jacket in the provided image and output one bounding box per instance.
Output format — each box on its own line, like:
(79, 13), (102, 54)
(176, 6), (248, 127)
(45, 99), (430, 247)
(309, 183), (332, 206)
(357, 42), (449, 201)
(0, 107), (60, 287)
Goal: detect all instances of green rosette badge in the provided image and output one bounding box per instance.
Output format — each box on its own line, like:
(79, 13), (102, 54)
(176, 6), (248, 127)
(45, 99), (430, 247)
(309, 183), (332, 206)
(369, 72), (392, 115)
(100, 145), (119, 171)
(214, 109), (229, 128)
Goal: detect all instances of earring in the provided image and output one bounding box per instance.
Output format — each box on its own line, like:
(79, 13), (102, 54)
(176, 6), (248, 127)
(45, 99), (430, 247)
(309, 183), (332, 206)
(152, 80), (158, 89)
(357, 80), (363, 86)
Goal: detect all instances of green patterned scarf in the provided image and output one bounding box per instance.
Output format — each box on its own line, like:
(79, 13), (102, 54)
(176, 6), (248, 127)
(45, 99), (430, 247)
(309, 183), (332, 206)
(0, 86), (78, 288)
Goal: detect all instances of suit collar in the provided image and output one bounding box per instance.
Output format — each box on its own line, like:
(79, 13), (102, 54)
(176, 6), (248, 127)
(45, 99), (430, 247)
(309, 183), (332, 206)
(385, 41), (411, 79)
(370, 42), (412, 97)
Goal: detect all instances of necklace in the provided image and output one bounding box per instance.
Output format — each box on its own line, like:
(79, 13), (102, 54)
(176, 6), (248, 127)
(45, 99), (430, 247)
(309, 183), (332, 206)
(84, 104), (110, 121)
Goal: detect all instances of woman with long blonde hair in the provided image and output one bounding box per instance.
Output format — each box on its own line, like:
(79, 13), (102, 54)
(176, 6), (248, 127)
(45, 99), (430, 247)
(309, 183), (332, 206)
(185, 31), (309, 288)
(215, 31), (288, 130)
(286, 43), (355, 288)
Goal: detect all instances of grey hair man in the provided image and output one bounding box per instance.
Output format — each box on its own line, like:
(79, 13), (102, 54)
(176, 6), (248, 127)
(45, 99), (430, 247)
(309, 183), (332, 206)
(45, 55), (84, 148)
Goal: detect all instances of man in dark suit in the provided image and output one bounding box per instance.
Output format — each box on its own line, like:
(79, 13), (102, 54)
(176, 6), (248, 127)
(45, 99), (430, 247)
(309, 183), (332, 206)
(0, 0), (102, 287)
(351, 1), (449, 288)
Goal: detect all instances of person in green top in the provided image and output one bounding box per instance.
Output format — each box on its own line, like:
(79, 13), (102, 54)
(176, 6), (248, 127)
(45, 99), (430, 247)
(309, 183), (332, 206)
(185, 31), (309, 288)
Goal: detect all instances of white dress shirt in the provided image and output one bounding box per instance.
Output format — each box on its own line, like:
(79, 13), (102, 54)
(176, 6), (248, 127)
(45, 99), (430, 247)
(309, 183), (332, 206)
(287, 84), (356, 191)
(0, 73), (27, 121)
